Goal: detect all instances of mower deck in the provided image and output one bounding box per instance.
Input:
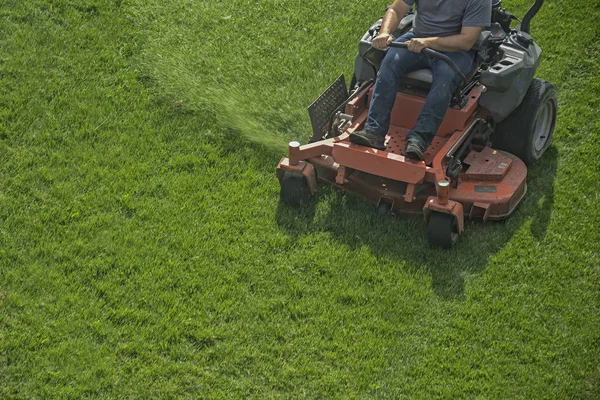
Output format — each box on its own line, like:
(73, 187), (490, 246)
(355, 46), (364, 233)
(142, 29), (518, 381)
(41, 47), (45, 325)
(277, 84), (527, 225)
(278, 126), (527, 222)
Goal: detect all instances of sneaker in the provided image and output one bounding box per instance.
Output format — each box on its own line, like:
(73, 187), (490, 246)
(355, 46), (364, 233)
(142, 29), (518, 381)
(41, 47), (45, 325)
(349, 130), (386, 150)
(403, 139), (425, 161)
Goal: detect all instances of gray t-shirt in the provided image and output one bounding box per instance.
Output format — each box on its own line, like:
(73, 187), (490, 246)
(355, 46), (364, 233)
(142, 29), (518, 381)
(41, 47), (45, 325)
(402, 0), (492, 38)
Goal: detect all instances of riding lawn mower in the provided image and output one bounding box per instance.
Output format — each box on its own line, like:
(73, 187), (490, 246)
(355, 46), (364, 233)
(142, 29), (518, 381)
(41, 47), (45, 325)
(276, 0), (557, 248)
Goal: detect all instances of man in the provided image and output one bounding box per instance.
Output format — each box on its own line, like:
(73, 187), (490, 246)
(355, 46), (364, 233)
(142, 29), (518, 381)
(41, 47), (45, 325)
(349, 0), (492, 160)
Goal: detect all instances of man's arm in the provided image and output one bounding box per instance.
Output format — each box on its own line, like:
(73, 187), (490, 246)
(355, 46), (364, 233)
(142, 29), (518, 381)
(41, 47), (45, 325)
(407, 26), (483, 53)
(373, 0), (412, 50)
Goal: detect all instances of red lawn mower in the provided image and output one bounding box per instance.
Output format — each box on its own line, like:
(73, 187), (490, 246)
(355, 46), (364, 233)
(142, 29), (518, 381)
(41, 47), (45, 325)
(276, 0), (557, 248)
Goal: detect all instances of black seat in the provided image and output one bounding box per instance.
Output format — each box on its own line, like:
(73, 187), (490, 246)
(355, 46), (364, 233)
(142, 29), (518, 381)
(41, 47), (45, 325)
(399, 62), (479, 91)
(397, 29), (492, 91)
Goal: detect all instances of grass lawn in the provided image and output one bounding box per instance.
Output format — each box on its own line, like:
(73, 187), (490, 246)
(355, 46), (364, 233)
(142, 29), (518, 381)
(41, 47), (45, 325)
(1, 0), (599, 398)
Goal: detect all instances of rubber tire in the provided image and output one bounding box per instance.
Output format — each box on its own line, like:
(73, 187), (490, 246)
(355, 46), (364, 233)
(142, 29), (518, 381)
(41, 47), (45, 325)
(280, 172), (310, 207)
(427, 212), (459, 249)
(491, 78), (557, 165)
(377, 202), (392, 215)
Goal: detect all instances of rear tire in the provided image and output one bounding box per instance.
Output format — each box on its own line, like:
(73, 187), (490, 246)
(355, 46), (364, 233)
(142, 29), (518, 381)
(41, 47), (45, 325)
(492, 78), (557, 165)
(427, 212), (459, 249)
(280, 172), (310, 207)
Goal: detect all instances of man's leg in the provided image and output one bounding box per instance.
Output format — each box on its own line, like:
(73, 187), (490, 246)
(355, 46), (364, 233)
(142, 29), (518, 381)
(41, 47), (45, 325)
(350, 32), (429, 150)
(404, 49), (475, 158)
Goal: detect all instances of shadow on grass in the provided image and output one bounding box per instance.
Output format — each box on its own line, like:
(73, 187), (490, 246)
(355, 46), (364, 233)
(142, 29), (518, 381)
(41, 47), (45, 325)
(191, 112), (557, 299)
(275, 146), (559, 300)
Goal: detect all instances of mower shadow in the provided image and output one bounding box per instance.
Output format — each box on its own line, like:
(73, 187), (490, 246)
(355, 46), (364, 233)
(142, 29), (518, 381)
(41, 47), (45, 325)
(275, 146), (558, 300)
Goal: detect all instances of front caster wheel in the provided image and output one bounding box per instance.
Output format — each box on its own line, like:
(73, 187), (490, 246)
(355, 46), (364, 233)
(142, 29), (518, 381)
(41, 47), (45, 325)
(280, 172), (310, 206)
(427, 212), (459, 249)
(376, 201), (392, 215)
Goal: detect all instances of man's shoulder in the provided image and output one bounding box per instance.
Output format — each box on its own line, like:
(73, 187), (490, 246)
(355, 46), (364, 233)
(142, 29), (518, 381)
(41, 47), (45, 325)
(463, 0), (492, 26)
(465, 0), (492, 9)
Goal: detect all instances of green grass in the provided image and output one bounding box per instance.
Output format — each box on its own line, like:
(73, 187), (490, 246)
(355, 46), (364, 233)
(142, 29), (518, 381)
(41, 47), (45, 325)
(1, 0), (599, 398)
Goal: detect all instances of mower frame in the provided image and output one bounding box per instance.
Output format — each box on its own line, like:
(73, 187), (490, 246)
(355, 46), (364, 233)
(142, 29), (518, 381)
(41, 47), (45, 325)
(276, 0), (554, 248)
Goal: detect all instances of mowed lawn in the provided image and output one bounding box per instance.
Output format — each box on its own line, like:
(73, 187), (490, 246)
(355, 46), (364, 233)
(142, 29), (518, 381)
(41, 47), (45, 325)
(1, 0), (599, 398)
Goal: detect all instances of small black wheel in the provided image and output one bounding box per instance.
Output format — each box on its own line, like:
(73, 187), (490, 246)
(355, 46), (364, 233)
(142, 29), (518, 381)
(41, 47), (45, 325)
(427, 212), (459, 249)
(376, 202), (392, 215)
(492, 78), (558, 165)
(280, 172), (310, 207)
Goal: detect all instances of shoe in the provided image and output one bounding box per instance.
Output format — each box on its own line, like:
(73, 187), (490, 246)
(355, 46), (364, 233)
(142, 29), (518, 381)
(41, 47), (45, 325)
(403, 139), (425, 161)
(349, 130), (386, 150)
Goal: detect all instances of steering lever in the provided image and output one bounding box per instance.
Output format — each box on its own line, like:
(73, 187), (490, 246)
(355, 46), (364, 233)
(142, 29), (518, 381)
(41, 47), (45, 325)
(388, 42), (468, 86)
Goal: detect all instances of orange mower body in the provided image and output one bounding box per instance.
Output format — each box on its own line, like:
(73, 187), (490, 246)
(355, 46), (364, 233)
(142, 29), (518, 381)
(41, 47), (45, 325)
(277, 81), (529, 247)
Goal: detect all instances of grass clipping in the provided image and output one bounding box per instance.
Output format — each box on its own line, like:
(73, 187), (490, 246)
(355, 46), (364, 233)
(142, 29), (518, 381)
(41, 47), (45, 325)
(148, 53), (290, 153)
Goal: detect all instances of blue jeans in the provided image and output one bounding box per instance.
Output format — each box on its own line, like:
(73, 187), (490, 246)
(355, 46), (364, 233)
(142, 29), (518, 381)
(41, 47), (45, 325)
(365, 32), (475, 148)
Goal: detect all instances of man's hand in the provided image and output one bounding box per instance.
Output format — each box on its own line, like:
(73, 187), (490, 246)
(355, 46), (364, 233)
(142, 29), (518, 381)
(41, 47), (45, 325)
(407, 38), (434, 53)
(373, 33), (394, 50)
(412, 27), (483, 52)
